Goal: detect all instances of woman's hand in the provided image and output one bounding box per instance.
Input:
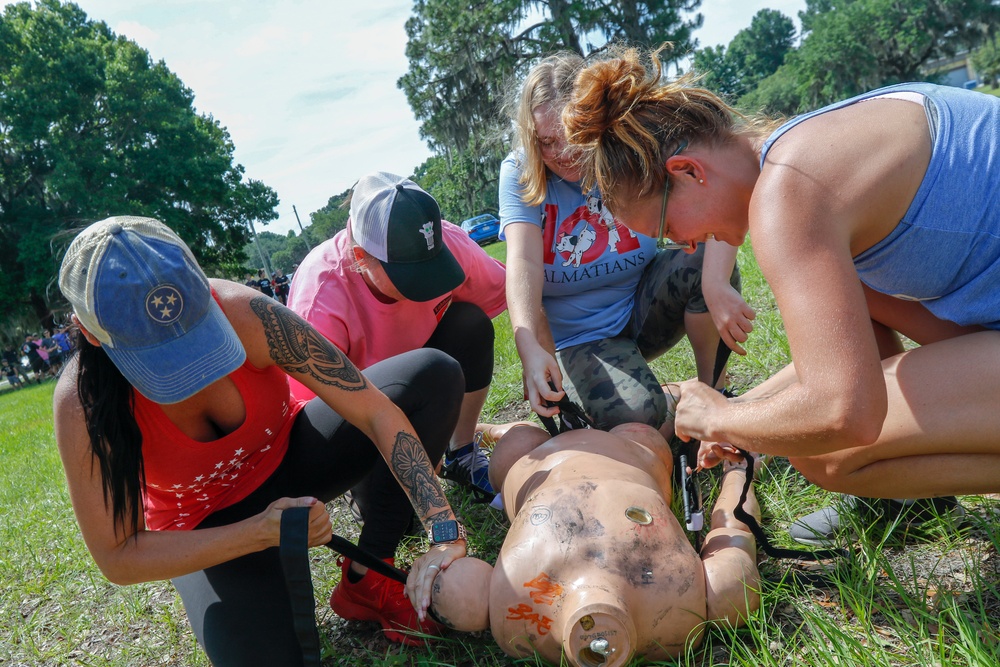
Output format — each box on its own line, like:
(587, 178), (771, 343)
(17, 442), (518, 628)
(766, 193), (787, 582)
(257, 497), (332, 549)
(406, 541), (467, 621)
(704, 283), (755, 356)
(517, 337), (564, 417)
(674, 378), (729, 444)
(697, 441), (744, 470)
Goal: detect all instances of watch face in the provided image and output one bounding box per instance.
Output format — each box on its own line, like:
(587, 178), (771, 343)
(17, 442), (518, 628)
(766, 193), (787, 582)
(433, 520), (459, 544)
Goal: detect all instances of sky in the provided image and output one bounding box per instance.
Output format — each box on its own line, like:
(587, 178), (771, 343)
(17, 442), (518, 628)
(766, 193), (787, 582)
(7, 0), (807, 235)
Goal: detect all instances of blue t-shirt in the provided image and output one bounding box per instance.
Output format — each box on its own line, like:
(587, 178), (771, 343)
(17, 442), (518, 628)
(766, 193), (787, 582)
(499, 152), (658, 348)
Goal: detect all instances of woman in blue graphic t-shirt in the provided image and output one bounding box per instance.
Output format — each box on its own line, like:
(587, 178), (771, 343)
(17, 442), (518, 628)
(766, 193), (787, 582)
(499, 52), (755, 433)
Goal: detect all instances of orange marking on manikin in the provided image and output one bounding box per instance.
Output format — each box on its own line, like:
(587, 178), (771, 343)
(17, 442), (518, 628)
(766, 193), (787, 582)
(506, 603), (554, 635)
(523, 572), (563, 605)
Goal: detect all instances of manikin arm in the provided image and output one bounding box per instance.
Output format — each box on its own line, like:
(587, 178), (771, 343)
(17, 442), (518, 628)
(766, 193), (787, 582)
(700, 461), (761, 625)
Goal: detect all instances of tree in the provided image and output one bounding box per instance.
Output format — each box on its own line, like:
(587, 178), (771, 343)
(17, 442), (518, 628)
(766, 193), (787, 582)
(729, 10), (796, 89)
(400, 0), (704, 154)
(791, 0), (1000, 108)
(399, 0), (704, 228)
(413, 150), (504, 223)
(590, 0), (703, 51)
(692, 9), (795, 100)
(0, 0), (278, 326)
(737, 0), (1000, 115)
(971, 36), (1000, 86)
(308, 189), (351, 242)
(398, 0), (528, 156)
(737, 64), (806, 115)
(691, 44), (741, 98)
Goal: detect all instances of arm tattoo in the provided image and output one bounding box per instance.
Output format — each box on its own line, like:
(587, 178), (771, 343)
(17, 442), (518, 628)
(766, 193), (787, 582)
(390, 430), (449, 517)
(249, 297), (366, 391)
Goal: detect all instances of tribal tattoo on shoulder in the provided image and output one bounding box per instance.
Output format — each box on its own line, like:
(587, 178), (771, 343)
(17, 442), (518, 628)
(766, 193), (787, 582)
(391, 430), (450, 517)
(249, 297), (367, 391)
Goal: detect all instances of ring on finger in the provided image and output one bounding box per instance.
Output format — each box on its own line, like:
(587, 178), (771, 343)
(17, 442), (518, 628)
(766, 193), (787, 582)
(427, 564), (440, 571)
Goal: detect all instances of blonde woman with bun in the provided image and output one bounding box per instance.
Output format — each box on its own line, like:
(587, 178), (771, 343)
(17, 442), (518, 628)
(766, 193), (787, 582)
(499, 52), (755, 434)
(562, 46), (1000, 520)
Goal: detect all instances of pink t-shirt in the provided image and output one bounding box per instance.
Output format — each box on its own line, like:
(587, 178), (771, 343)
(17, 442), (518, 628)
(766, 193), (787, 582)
(286, 220), (507, 400)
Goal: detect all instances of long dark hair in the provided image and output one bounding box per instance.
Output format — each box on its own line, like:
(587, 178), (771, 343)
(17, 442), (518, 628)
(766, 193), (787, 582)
(74, 329), (146, 538)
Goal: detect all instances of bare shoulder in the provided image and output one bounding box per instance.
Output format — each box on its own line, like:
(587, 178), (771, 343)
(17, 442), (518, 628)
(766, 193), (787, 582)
(52, 355), (91, 460)
(208, 279), (272, 364)
(756, 99), (930, 250)
(209, 278), (258, 312)
(53, 354), (81, 419)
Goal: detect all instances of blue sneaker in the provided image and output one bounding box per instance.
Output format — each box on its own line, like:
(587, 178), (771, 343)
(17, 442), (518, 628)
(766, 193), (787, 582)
(440, 434), (494, 502)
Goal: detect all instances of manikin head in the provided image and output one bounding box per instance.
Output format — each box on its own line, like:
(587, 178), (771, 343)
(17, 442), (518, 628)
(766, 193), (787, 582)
(430, 557), (638, 667)
(428, 556), (493, 632)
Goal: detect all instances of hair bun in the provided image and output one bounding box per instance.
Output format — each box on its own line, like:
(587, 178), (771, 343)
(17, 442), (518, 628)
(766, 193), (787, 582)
(564, 48), (654, 146)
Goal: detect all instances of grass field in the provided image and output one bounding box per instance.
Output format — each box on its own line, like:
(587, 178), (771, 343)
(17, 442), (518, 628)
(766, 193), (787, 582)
(2, 241), (998, 666)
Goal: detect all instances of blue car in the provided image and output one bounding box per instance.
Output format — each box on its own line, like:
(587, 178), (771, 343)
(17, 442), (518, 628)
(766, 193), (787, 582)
(460, 213), (500, 246)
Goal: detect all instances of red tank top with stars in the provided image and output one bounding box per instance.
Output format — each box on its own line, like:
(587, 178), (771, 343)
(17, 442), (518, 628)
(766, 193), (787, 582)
(134, 360), (307, 531)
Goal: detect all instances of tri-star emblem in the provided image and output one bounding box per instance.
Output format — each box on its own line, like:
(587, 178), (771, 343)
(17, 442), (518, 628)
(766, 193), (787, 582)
(145, 285), (184, 324)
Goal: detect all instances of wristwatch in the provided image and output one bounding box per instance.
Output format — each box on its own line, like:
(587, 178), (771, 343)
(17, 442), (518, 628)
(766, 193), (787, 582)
(430, 519), (467, 545)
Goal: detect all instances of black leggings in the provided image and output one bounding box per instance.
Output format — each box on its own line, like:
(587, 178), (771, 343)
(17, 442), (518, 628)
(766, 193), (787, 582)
(349, 301), (494, 529)
(171, 349), (463, 666)
(424, 301), (494, 392)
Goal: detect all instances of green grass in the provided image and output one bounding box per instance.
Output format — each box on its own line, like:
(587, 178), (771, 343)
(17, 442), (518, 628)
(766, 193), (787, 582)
(3, 243), (999, 666)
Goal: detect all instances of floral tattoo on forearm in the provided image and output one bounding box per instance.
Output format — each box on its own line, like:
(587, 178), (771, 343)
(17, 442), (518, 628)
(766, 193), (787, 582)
(391, 430), (449, 518)
(250, 297), (367, 391)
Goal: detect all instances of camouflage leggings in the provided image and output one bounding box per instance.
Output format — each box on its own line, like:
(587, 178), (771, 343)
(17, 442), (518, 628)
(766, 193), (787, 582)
(555, 245), (741, 430)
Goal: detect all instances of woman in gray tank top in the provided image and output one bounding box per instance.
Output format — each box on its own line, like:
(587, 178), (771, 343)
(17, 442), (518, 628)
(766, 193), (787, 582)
(559, 45), (1000, 523)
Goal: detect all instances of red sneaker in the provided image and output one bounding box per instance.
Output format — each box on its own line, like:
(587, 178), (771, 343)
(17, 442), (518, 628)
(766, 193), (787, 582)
(329, 557), (443, 646)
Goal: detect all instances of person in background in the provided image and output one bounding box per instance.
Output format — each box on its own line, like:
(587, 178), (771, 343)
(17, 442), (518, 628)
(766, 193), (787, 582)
(2, 358), (24, 390)
(2, 346), (34, 386)
(560, 45), (993, 544)
(288, 172), (508, 502)
(54, 216), (468, 665)
(256, 268), (274, 298)
(21, 334), (49, 381)
(500, 52), (754, 435)
(52, 326), (73, 354)
(41, 329), (64, 374)
(272, 269), (290, 305)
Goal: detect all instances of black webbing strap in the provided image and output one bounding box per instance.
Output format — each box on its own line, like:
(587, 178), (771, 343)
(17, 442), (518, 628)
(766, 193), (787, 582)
(679, 340), (732, 549)
(324, 534), (408, 584)
(712, 338), (731, 393)
(539, 381), (596, 437)
(700, 340), (848, 560)
(280, 506), (449, 659)
(279, 507), (322, 667)
(732, 451), (849, 561)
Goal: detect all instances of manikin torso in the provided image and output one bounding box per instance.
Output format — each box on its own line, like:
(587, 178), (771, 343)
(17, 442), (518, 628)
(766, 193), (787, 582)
(490, 430), (707, 666)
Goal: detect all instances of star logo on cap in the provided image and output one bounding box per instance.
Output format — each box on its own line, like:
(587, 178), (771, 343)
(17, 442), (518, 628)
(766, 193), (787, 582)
(146, 285), (184, 324)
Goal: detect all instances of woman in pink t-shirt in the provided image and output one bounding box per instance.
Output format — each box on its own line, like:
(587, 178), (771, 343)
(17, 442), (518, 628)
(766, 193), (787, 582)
(288, 172), (508, 502)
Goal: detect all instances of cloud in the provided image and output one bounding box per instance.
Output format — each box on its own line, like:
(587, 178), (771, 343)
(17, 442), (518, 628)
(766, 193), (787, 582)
(115, 20), (159, 47)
